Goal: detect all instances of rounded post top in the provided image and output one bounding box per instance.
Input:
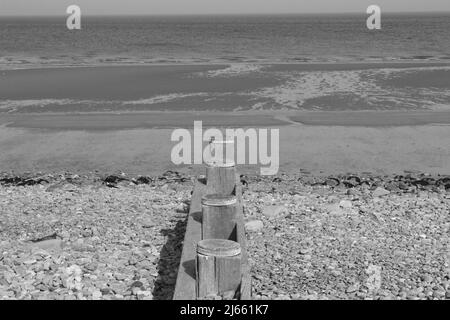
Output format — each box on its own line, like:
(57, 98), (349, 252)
(211, 139), (234, 145)
(205, 160), (235, 168)
(197, 239), (241, 257)
(202, 194), (237, 206)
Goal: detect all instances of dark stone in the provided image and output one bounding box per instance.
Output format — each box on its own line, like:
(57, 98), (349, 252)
(130, 281), (144, 289)
(135, 176), (152, 184)
(324, 178), (340, 187)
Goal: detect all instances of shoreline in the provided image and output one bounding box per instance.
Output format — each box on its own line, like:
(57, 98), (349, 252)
(2, 60), (450, 72)
(1, 110), (450, 131)
(2, 59), (450, 72)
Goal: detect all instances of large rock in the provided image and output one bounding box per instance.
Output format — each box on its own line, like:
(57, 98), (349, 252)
(373, 187), (390, 197)
(339, 200), (353, 209)
(245, 220), (264, 232)
(262, 205), (288, 219)
(30, 239), (63, 252)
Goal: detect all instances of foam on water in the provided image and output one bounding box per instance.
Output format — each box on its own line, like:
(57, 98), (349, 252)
(198, 64), (265, 78)
(124, 93), (210, 105)
(250, 66), (450, 110)
(1, 65), (449, 113)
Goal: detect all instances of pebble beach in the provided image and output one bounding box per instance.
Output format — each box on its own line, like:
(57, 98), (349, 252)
(1, 171), (448, 300)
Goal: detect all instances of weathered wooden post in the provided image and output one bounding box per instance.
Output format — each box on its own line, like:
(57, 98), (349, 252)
(202, 194), (237, 240)
(204, 138), (236, 195)
(196, 239), (242, 299)
(205, 160), (236, 196)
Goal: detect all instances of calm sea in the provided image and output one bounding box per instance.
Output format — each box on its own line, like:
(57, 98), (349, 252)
(1, 13), (450, 69)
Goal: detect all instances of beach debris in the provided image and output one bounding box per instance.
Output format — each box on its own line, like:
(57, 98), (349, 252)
(102, 175), (129, 188)
(0, 175), (49, 186)
(30, 233), (58, 243)
(158, 170), (188, 183)
(134, 176), (153, 185)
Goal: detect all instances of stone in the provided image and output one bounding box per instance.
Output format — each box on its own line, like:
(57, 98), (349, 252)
(262, 205), (288, 219)
(346, 283), (360, 293)
(30, 239), (63, 252)
(245, 220), (264, 232)
(433, 290), (445, 298)
(325, 203), (346, 216)
(324, 178), (340, 187)
(130, 281), (144, 289)
(373, 187), (390, 197)
(222, 290), (235, 300)
(100, 288), (114, 295)
(137, 290), (153, 298)
(421, 275), (433, 283)
(339, 200), (353, 209)
(92, 290), (102, 300)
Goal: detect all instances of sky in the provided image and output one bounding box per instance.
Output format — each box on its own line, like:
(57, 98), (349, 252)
(1, 0), (449, 16)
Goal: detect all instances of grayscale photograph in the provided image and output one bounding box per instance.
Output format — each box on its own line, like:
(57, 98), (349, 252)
(0, 0), (449, 306)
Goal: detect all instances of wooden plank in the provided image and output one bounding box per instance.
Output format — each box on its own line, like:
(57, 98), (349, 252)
(235, 177), (252, 300)
(173, 178), (206, 300)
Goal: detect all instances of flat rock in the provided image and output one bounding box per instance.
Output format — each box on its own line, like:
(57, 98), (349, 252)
(245, 220), (264, 232)
(262, 205), (288, 219)
(373, 187), (390, 197)
(29, 239), (63, 252)
(339, 200), (353, 209)
(346, 283), (360, 293)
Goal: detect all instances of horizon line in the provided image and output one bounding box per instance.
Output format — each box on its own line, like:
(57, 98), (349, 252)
(1, 10), (450, 17)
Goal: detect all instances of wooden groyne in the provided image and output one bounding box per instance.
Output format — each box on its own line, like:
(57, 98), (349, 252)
(173, 161), (251, 300)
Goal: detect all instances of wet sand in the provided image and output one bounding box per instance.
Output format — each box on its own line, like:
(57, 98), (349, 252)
(0, 112), (288, 131)
(1, 62), (450, 113)
(2, 110), (450, 131)
(1, 62), (449, 101)
(1, 121), (449, 176)
(1, 63), (449, 175)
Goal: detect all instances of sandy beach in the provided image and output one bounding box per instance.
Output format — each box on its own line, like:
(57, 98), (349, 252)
(0, 115), (449, 176)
